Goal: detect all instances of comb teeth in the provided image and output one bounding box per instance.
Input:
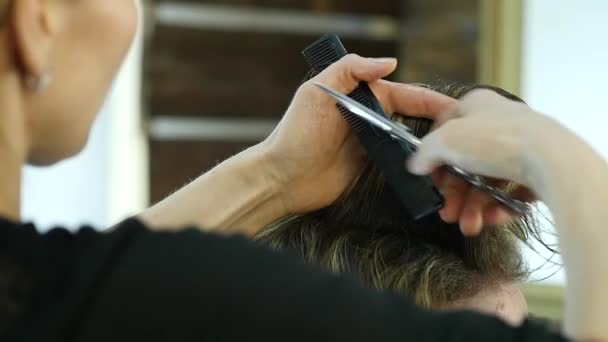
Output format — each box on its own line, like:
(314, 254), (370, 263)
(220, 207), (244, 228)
(337, 105), (369, 133)
(343, 85), (384, 132)
(302, 34), (382, 133)
(337, 87), (376, 133)
(302, 34), (347, 72)
(301, 34), (445, 220)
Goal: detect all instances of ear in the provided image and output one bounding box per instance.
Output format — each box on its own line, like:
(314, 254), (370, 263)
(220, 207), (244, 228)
(10, 0), (60, 78)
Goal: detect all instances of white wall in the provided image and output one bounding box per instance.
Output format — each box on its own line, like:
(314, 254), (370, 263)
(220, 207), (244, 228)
(21, 100), (112, 230)
(521, 0), (608, 285)
(21, 6), (147, 232)
(106, 21), (149, 226)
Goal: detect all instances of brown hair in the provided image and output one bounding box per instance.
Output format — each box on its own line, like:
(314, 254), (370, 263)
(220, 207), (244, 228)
(256, 83), (535, 308)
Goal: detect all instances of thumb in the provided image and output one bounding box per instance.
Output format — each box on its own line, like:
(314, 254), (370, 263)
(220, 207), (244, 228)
(312, 54), (397, 95)
(407, 120), (526, 185)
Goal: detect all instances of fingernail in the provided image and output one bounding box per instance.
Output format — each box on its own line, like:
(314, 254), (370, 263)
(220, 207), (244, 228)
(369, 57), (397, 65)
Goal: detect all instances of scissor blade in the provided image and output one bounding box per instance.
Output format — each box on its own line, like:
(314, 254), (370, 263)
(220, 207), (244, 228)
(315, 83), (526, 215)
(314, 82), (392, 131)
(314, 82), (420, 146)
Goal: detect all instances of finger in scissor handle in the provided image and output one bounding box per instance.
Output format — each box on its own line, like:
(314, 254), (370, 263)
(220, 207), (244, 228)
(431, 169), (537, 235)
(431, 168), (470, 224)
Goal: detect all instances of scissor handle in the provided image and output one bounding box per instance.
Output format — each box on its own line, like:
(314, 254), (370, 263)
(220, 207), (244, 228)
(446, 166), (529, 215)
(389, 133), (529, 215)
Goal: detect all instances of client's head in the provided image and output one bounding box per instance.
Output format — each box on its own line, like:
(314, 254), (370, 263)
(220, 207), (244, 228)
(256, 83), (534, 326)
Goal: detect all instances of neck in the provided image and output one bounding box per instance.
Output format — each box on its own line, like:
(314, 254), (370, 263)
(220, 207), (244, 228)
(0, 73), (27, 222)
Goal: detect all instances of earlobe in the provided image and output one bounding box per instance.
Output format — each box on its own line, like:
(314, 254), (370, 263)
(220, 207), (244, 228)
(24, 72), (53, 92)
(11, 0), (55, 83)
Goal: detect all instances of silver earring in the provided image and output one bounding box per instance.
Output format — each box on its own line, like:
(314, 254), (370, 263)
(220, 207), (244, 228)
(24, 73), (53, 92)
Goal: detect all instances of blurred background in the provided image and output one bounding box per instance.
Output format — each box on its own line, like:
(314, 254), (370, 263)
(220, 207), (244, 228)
(20, 0), (608, 325)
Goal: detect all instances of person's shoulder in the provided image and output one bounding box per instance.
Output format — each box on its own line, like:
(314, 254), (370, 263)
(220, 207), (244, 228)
(71, 224), (319, 340)
(72, 224), (381, 341)
(0, 215), (149, 247)
(0, 217), (152, 340)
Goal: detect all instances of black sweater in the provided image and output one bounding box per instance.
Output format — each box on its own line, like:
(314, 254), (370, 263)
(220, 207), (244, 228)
(0, 217), (567, 341)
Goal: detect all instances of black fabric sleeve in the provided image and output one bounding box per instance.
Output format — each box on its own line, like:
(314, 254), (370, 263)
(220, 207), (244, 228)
(57, 221), (568, 342)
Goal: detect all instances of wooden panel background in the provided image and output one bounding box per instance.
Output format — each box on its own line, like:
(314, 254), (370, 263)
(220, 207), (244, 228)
(146, 28), (398, 118)
(400, 0), (479, 83)
(150, 140), (256, 202)
(145, 0), (480, 203)
(170, 0), (401, 16)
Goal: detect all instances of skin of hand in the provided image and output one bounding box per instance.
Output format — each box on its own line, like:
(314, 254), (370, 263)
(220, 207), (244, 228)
(143, 55), (534, 235)
(262, 64), (535, 234)
(143, 54), (459, 234)
(409, 89), (543, 235)
(261, 54), (456, 216)
(407, 89), (559, 207)
(408, 89), (608, 341)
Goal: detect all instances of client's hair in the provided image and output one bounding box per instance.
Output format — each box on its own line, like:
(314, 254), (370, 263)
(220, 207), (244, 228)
(256, 83), (535, 308)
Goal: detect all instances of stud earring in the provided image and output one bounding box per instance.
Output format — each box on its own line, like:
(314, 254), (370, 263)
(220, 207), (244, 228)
(24, 73), (53, 92)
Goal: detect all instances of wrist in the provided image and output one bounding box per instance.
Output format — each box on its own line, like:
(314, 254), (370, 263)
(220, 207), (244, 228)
(141, 142), (289, 236)
(252, 139), (297, 215)
(522, 113), (607, 215)
(237, 143), (286, 206)
(228, 143), (289, 231)
(520, 114), (582, 196)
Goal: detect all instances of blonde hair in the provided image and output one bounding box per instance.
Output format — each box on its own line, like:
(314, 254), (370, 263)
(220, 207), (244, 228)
(256, 83), (540, 308)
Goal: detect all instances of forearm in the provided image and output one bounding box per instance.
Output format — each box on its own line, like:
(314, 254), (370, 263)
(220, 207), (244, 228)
(526, 127), (608, 340)
(139, 144), (287, 236)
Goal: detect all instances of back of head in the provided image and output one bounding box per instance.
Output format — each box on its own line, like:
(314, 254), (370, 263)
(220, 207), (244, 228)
(256, 83), (532, 308)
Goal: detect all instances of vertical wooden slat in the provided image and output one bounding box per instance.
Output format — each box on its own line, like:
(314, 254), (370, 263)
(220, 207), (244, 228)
(146, 0), (486, 203)
(144, 27), (398, 118)
(398, 0), (479, 84)
(478, 0), (523, 95)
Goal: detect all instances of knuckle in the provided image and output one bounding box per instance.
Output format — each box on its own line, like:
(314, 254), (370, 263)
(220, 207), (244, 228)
(460, 89), (505, 112)
(338, 54), (362, 77)
(463, 89), (498, 102)
(315, 54), (363, 87)
(296, 80), (314, 96)
(341, 53), (361, 65)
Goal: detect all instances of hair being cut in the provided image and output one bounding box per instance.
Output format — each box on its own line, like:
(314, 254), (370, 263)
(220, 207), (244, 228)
(256, 83), (539, 308)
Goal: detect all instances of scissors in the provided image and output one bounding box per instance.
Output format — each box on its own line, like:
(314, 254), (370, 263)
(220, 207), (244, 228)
(314, 82), (529, 215)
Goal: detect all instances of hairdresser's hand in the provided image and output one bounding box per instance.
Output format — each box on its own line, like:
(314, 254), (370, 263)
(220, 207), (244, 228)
(407, 89), (561, 235)
(142, 55), (457, 236)
(261, 54), (454, 215)
(409, 89), (608, 342)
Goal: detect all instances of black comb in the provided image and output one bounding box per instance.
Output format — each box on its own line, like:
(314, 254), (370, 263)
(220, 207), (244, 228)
(302, 34), (445, 220)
